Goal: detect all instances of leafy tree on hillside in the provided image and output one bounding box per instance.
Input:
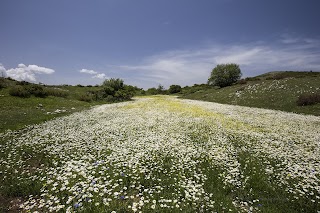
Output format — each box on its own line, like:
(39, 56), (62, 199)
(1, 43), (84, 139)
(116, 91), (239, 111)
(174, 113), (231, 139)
(208, 63), (242, 87)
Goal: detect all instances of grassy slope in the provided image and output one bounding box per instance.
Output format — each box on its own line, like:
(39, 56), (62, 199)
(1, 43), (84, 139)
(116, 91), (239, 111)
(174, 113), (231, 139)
(180, 71), (320, 116)
(0, 79), (105, 132)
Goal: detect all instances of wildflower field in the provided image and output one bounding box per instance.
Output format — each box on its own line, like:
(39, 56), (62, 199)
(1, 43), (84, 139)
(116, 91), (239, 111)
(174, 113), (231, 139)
(0, 96), (319, 212)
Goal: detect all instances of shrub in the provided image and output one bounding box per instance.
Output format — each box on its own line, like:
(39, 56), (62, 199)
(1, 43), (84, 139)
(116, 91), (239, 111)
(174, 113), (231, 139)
(86, 90), (104, 101)
(245, 77), (260, 81)
(156, 84), (165, 94)
(46, 88), (69, 98)
(237, 79), (247, 85)
(297, 93), (320, 106)
(78, 93), (93, 102)
(105, 95), (115, 102)
(103, 86), (115, 97)
(102, 78), (124, 91)
(146, 87), (158, 95)
(114, 89), (134, 101)
(168, 85), (182, 94)
(9, 86), (31, 98)
(28, 85), (48, 98)
(208, 63), (242, 87)
(0, 78), (7, 89)
(16, 80), (31, 86)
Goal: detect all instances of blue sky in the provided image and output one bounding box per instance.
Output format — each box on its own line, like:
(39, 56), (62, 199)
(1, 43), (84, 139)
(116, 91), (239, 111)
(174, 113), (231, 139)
(1, 0), (320, 88)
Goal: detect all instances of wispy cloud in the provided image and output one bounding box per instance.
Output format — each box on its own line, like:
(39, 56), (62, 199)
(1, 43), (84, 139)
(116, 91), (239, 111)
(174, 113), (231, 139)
(79, 69), (98, 75)
(79, 68), (107, 80)
(3, 64), (55, 82)
(110, 37), (320, 88)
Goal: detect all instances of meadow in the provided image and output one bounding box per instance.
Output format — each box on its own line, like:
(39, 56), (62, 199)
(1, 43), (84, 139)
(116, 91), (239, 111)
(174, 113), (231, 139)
(181, 71), (320, 116)
(0, 96), (319, 212)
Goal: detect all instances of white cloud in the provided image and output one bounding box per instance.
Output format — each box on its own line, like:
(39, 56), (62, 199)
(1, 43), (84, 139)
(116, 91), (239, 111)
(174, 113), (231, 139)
(4, 64), (55, 82)
(110, 38), (320, 88)
(79, 69), (98, 75)
(0, 64), (7, 77)
(79, 68), (107, 80)
(93, 73), (106, 79)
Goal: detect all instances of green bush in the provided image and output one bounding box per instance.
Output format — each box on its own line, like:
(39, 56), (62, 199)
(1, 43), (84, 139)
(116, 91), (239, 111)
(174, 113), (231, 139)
(78, 93), (93, 102)
(208, 63), (242, 88)
(237, 79), (247, 85)
(105, 95), (115, 102)
(297, 93), (320, 106)
(245, 77), (261, 81)
(146, 87), (158, 95)
(46, 88), (69, 98)
(168, 85), (182, 94)
(103, 86), (115, 97)
(16, 81), (31, 86)
(9, 86), (31, 98)
(102, 78), (124, 91)
(0, 78), (7, 89)
(28, 85), (48, 98)
(114, 89), (134, 101)
(86, 90), (104, 101)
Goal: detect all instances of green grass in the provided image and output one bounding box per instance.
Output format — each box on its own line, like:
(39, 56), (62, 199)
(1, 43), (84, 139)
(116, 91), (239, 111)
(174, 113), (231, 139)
(0, 79), (106, 132)
(180, 71), (320, 116)
(0, 96), (319, 212)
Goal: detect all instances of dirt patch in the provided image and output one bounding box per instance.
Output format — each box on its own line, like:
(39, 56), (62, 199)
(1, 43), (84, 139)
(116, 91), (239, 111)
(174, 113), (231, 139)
(0, 195), (24, 213)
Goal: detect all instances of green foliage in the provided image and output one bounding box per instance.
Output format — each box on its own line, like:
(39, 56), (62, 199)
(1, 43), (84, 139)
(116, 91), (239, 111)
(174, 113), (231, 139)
(88, 78), (138, 102)
(78, 93), (94, 102)
(146, 87), (158, 95)
(103, 78), (124, 91)
(16, 80), (31, 86)
(180, 84), (211, 95)
(0, 77), (7, 89)
(208, 63), (242, 87)
(45, 88), (69, 98)
(181, 71), (320, 116)
(237, 79), (247, 84)
(28, 85), (48, 98)
(145, 85), (167, 95)
(297, 93), (320, 106)
(156, 84), (165, 94)
(103, 86), (115, 96)
(9, 85), (31, 98)
(168, 84), (182, 94)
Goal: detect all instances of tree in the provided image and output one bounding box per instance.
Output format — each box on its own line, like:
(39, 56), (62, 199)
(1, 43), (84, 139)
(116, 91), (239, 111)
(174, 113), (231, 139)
(102, 78), (124, 91)
(208, 63), (242, 87)
(156, 84), (165, 94)
(146, 87), (157, 95)
(168, 85), (182, 94)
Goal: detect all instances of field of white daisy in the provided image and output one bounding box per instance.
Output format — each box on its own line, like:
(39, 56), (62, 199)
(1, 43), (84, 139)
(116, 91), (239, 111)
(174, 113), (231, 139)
(0, 96), (319, 212)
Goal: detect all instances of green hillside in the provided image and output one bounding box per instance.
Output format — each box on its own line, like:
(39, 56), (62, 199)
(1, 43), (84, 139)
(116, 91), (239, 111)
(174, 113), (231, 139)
(180, 71), (320, 116)
(0, 78), (105, 132)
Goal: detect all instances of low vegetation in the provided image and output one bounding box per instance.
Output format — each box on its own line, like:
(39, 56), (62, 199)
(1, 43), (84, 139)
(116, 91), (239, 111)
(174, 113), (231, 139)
(0, 70), (319, 212)
(180, 71), (320, 116)
(0, 77), (142, 132)
(1, 96), (319, 212)
(297, 93), (320, 106)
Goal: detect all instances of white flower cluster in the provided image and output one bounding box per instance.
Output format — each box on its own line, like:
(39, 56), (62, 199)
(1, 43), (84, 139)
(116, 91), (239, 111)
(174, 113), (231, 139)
(0, 96), (319, 212)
